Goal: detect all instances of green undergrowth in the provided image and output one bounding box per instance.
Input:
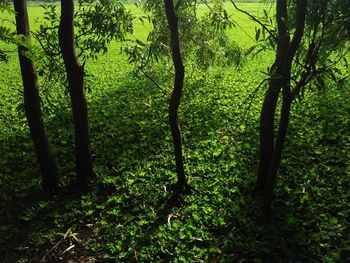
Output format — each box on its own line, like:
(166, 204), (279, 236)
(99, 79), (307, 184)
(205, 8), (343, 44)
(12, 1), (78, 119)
(1, 48), (350, 261)
(1, 2), (350, 263)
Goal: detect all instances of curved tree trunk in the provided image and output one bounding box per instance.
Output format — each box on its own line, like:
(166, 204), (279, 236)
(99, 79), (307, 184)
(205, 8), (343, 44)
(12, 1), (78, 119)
(262, 91), (293, 213)
(256, 0), (289, 192)
(163, 0), (188, 191)
(13, 0), (59, 194)
(256, 67), (282, 191)
(58, 0), (93, 187)
(260, 0), (308, 213)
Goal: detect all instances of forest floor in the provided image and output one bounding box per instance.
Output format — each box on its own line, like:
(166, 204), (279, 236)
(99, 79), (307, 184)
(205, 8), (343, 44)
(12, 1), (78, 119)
(1, 2), (350, 262)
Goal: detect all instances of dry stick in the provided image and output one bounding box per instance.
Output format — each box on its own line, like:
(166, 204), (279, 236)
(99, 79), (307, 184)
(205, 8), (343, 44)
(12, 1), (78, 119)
(40, 240), (63, 262)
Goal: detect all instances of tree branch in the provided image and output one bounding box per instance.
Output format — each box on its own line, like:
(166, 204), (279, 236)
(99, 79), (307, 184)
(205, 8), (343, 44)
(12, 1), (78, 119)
(288, 0), (308, 59)
(229, 0), (278, 42)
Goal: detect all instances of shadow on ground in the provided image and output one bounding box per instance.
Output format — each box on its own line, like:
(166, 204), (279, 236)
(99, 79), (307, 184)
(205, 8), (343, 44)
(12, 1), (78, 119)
(1, 72), (350, 262)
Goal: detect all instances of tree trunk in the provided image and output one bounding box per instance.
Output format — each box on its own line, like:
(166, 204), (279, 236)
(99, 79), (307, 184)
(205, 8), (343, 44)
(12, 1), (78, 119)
(13, 0), (59, 194)
(58, 0), (93, 187)
(256, 67), (282, 191)
(256, 0), (289, 192)
(163, 0), (188, 191)
(263, 90), (293, 213)
(261, 0), (308, 213)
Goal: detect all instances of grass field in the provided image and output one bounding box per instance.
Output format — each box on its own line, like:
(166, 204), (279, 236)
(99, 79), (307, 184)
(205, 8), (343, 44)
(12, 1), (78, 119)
(1, 2), (350, 262)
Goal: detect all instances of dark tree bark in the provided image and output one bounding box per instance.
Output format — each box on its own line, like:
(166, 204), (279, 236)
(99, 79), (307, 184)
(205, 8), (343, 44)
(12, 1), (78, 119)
(163, 0), (189, 191)
(58, 0), (93, 186)
(262, 91), (293, 213)
(261, 0), (308, 213)
(256, 0), (290, 191)
(13, 0), (59, 194)
(256, 65), (282, 191)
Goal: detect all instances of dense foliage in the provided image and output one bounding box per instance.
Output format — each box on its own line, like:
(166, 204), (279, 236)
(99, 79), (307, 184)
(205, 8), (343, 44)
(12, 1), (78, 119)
(0, 1), (16, 62)
(0, 1), (349, 262)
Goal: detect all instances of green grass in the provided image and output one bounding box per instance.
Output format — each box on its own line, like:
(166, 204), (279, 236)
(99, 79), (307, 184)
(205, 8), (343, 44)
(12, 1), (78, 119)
(1, 2), (350, 263)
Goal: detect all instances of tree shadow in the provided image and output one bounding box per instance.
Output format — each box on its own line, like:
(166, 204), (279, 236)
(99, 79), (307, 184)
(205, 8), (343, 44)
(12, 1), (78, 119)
(0, 72), (190, 261)
(2, 71), (349, 262)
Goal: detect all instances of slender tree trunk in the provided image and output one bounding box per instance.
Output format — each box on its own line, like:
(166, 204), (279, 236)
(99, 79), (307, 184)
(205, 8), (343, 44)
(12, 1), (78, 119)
(58, 0), (93, 186)
(163, 0), (188, 191)
(256, 0), (289, 192)
(13, 0), (59, 194)
(263, 90), (293, 213)
(260, 0), (307, 213)
(256, 67), (282, 191)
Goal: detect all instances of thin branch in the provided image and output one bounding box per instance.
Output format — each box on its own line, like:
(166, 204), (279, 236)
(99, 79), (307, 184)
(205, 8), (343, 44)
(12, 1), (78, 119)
(41, 25), (59, 32)
(75, 27), (95, 40)
(229, 0), (278, 42)
(235, 20), (258, 44)
(139, 66), (168, 96)
(202, 0), (234, 23)
(288, 0), (307, 60)
(0, 48), (17, 53)
(31, 31), (61, 57)
(239, 77), (268, 108)
(202, 0), (214, 13)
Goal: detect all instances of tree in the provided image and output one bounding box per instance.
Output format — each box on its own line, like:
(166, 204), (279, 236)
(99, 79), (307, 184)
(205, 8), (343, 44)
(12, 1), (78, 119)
(125, 0), (237, 191)
(58, 0), (93, 187)
(253, 0), (349, 213)
(13, 0), (59, 194)
(32, 0), (132, 188)
(262, 4), (307, 214)
(33, 0), (132, 112)
(258, 0), (307, 213)
(126, 0), (237, 80)
(163, 0), (189, 192)
(255, 0), (291, 194)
